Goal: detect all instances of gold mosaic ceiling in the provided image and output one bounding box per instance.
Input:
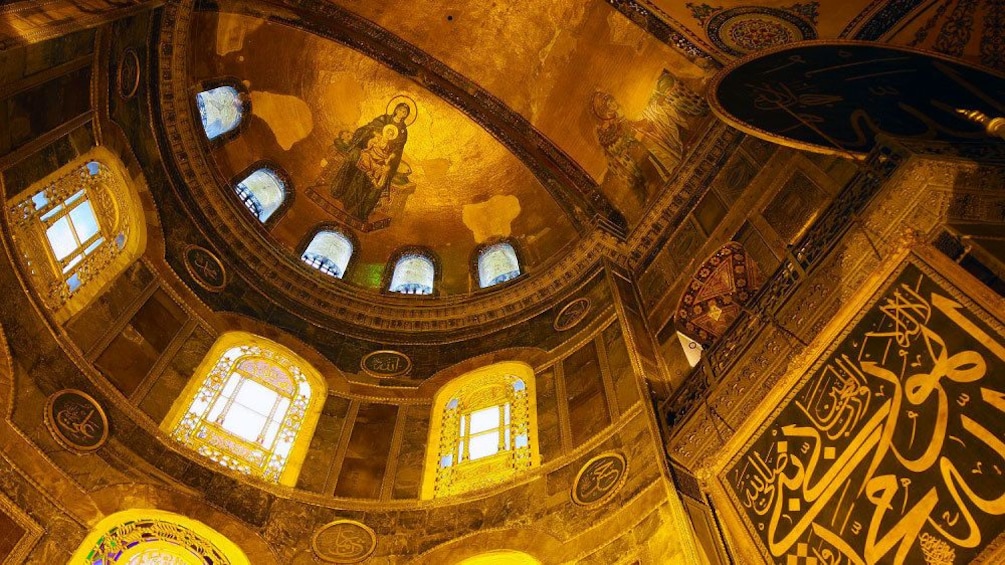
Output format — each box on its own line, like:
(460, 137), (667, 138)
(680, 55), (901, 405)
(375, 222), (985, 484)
(187, 0), (997, 296)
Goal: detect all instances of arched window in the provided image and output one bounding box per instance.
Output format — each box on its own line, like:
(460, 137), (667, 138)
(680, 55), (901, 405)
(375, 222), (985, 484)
(422, 362), (539, 499)
(6, 148), (146, 323)
(476, 242), (521, 288)
(458, 551), (541, 565)
(301, 229), (353, 279)
(196, 85), (245, 140)
(162, 332), (325, 486)
(234, 167), (285, 222)
(68, 509), (250, 565)
(389, 252), (435, 295)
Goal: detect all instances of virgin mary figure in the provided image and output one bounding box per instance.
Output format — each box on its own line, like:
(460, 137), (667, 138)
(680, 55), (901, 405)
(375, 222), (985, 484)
(331, 101), (411, 221)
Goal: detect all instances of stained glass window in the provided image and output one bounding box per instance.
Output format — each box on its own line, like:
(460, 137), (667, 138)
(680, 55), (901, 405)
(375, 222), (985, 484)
(301, 230), (353, 279)
(163, 333), (325, 485)
(235, 168), (285, 222)
(389, 253), (435, 295)
(70, 510), (250, 565)
(6, 150), (142, 322)
(196, 85), (244, 140)
(477, 242), (521, 288)
(423, 362), (539, 499)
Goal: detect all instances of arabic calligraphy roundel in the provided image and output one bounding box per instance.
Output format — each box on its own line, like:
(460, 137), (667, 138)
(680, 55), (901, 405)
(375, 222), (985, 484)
(311, 520), (377, 563)
(45, 389), (109, 453)
(572, 452), (629, 507)
(183, 245), (227, 292)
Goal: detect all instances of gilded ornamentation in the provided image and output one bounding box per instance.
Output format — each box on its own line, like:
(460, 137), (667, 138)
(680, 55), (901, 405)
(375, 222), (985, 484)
(689, 4), (818, 57)
(554, 298), (592, 332)
(183, 245), (227, 292)
(572, 452), (629, 507)
(422, 362), (540, 499)
(5, 149), (144, 322)
(311, 520), (377, 564)
(162, 332), (326, 486)
(44, 389), (109, 453)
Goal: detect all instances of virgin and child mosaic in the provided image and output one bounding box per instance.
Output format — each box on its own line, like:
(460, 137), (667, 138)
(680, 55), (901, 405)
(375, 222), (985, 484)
(313, 96), (418, 230)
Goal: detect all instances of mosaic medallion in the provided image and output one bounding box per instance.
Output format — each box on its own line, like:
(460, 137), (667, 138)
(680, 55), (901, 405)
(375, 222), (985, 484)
(554, 298), (591, 331)
(360, 350), (412, 378)
(116, 48), (141, 100)
(44, 389), (109, 453)
(312, 520), (377, 563)
(705, 7), (817, 57)
(184, 245), (227, 292)
(572, 452), (629, 507)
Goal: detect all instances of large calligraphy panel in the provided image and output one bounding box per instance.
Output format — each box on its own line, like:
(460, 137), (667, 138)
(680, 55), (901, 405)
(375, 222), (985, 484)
(709, 42), (1005, 155)
(723, 258), (1005, 564)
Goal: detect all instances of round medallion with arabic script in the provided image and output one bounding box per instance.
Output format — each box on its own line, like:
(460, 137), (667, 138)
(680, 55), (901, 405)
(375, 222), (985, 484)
(44, 389), (109, 453)
(554, 298), (591, 331)
(572, 452), (629, 507)
(116, 48), (141, 100)
(312, 520), (377, 563)
(183, 245), (227, 292)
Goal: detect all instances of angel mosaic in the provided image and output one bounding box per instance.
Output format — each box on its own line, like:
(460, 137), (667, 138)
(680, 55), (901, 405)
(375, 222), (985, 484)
(593, 70), (708, 207)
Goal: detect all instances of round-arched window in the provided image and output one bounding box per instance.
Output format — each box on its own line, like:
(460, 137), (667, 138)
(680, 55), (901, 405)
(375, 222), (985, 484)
(477, 242), (521, 288)
(234, 168), (285, 222)
(389, 253), (435, 295)
(301, 230), (353, 279)
(195, 85), (244, 140)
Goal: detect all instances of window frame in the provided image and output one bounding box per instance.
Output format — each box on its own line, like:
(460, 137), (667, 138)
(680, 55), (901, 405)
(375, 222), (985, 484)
(5, 147), (146, 323)
(191, 78), (251, 147)
(383, 245), (440, 296)
(470, 238), (525, 291)
(161, 332), (326, 486)
(422, 361), (539, 499)
(296, 224), (359, 281)
(228, 160), (294, 228)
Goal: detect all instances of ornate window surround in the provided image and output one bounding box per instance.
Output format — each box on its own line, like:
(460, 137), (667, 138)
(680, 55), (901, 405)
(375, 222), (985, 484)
(68, 509), (250, 565)
(161, 331), (326, 486)
(422, 361), (540, 499)
(4, 146), (146, 323)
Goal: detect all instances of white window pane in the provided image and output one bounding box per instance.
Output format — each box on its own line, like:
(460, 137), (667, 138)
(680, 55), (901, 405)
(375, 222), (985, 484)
(515, 433), (529, 448)
(301, 230), (352, 279)
(232, 378), (280, 416)
(196, 86), (243, 140)
(220, 372), (241, 398)
(262, 418), (281, 446)
(63, 253), (82, 273)
(468, 433), (500, 460)
(206, 394), (227, 422)
(478, 243), (520, 288)
(389, 254), (435, 295)
(468, 406), (499, 434)
(46, 217), (78, 260)
(220, 403), (267, 442)
(83, 237), (104, 256)
(68, 200), (100, 242)
(273, 396), (291, 422)
(504, 403), (510, 425)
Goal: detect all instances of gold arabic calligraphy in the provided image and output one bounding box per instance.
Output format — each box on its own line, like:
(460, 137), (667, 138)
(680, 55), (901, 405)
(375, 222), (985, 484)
(729, 265), (1005, 564)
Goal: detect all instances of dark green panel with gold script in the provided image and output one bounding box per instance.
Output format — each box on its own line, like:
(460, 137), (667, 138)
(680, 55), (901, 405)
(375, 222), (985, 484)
(724, 258), (1005, 564)
(710, 41), (1005, 155)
